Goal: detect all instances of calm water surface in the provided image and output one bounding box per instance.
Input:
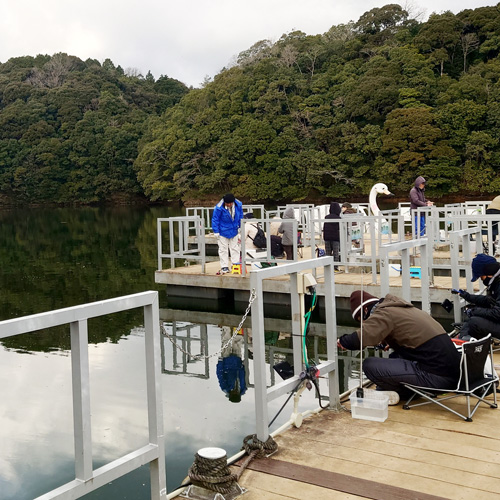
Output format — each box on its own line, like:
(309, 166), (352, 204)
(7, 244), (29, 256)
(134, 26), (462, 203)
(0, 206), (353, 499)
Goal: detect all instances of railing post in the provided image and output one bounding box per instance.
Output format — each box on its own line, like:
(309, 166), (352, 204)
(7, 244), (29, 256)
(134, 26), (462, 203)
(290, 273), (303, 375)
(420, 239), (430, 314)
(157, 220), (163, 271)
(324, 262), (340, 409)
(71, 319), (93, 482)
(379, 245), (390, 298)
(144, 295), (167, 499)
(250, 271), (269, 442)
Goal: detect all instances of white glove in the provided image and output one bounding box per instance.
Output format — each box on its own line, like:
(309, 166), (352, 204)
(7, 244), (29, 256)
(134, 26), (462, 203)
(214, 233), (220, 238)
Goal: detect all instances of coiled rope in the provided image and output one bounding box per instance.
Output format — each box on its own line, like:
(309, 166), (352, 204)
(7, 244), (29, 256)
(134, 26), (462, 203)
(188, 452), (238, 494)
(187, 434), (278, 494)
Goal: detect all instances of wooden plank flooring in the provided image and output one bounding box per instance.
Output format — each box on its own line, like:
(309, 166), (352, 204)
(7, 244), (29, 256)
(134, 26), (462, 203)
(170, 357), (500, 499)
(231, 390), (500, 500)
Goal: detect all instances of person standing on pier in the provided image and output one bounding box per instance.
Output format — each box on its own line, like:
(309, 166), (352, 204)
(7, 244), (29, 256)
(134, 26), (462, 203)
(337, 291), (461, 404)
(409, 176), (433, 237)
(323, 202), (342, 271)
(278, 206), (297, 260)
(212, 193), (244, 274)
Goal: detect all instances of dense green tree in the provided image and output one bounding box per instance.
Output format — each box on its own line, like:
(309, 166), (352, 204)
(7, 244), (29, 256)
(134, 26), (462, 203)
(2, 4), (500, 205)
(0, 54), (188, 204)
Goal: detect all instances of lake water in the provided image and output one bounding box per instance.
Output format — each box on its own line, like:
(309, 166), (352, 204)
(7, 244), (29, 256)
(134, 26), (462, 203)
(0, 206), (358, 499)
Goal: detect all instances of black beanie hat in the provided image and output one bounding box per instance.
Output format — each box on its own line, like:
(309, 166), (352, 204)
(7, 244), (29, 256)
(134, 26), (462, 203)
(350, 290), (379, 320)
(223, 193), (235, 203)
(471, 254), (499, 282)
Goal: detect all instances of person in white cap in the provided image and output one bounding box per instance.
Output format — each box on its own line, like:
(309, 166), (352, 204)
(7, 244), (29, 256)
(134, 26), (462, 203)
(337, 291), (461, 404)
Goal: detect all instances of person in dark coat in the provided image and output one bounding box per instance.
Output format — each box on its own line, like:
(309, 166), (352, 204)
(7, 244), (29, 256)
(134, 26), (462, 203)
(409, 176), (433, 237)
(323, 202), (342, 270)
(453, 254), (500, 341)
(338, 291), (461, 403)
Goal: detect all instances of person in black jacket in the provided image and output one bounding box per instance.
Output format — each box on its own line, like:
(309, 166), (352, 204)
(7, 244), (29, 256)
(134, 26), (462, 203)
(323, 202), (341, 271)
(453, 253), (500, 340)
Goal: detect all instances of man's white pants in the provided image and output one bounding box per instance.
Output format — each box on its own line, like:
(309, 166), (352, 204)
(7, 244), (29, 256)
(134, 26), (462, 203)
(218, 235), (240, 269)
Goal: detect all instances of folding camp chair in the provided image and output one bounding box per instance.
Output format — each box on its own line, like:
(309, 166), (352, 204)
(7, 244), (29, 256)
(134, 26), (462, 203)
(403, 334), (499, 422)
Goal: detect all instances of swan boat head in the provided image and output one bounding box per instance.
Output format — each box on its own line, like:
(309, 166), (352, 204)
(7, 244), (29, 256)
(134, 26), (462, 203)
(369, 183), (394, 234)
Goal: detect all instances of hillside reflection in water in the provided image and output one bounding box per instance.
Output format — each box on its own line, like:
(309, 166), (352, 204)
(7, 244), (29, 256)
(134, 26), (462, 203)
(0, 206), (360, 499)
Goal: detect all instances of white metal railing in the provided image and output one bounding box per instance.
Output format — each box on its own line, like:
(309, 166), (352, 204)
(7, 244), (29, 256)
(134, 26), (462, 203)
(157, 216), (206, 272)
(185, 207), (213, 232)
(449, 227), (483, 323)
(158, 203), (499, 305)
(249, 257), (340, 442)
(186, 205), (266, 232)
(241, 218), (298, 276)
(379, 238), (432, 313)
(0, 292), (166, 500)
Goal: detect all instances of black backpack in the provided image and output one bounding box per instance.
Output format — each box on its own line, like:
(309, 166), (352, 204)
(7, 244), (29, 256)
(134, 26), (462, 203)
(250, 224), (267, 248)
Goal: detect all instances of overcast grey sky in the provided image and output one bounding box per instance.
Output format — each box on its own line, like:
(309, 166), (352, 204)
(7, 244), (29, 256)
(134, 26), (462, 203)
(1, 1), (497, 88)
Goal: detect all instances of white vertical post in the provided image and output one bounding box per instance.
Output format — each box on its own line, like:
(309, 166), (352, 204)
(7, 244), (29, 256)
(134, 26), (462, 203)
(324, 261), (340, 409)
(250, 272), (269, 442)
(379, 246), (390, 298)
(157, 219), (163, 271)
(144, 295), (167, 499)
(71, 320), (93, 482)
(420, 240), (430, 314)
(401, 248), (411, 302)
(169, 219), (175, 269)
(290, 273), (303, 375)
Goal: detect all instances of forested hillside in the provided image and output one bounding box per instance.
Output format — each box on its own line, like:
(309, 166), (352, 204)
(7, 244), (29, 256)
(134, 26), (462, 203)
(2, 4), (500, 205)
(135, 3), (500, 203)
(0, 54), (188, 204)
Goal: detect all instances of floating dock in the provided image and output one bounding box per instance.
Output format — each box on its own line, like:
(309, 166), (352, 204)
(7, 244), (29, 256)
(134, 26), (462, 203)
(155, 258), (475, 320)
(168, 354), (500, 500)
(231, 381), (500, 500)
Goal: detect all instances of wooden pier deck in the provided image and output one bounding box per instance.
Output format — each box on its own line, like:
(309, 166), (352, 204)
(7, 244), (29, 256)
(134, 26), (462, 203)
(169, 353), (500, 500)
(232, 394), (500, 500)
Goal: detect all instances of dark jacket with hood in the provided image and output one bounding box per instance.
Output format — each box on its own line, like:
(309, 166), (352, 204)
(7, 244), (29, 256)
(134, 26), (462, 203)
(461, 265), (500, 322)
(338, 294), (461, 380)
(323, 202), (341, 242)
(409, 176), (427, 210)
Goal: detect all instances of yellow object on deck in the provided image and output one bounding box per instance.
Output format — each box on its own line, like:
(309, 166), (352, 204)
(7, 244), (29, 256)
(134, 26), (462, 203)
(231, 264), (242, 274)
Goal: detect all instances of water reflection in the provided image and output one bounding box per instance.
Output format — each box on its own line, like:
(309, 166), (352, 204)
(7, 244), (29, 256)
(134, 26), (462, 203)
(216, 327), (247, 403)
(0, 206), (366, 500)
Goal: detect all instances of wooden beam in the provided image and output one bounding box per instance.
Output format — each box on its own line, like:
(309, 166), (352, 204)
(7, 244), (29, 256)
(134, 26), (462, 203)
(236, 458), (447, 500)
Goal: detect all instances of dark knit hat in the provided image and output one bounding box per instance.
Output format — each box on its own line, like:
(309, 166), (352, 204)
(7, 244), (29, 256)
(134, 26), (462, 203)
(471, 254), (499, 282)
(350, 290), (379, 320)
(223, 193), (235, 203)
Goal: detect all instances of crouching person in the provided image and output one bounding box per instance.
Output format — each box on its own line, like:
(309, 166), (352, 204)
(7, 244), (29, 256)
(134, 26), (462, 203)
(453, 253), (500, 341)
(337, 291), (461, 403)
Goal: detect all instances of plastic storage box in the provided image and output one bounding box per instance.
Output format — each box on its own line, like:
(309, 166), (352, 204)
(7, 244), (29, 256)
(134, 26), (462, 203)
(350, 390), (389, 422)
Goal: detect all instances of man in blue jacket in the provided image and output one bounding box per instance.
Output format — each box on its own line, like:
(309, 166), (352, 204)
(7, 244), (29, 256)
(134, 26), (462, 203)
(211, 193), (244, 273)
